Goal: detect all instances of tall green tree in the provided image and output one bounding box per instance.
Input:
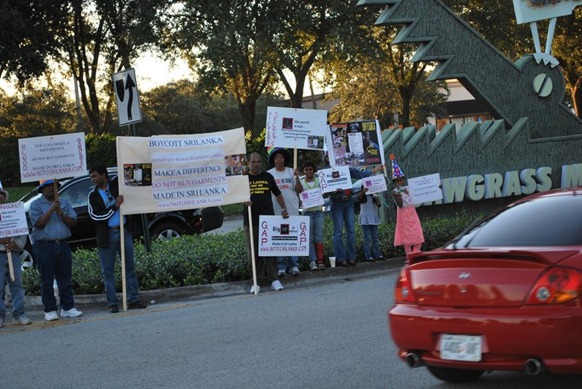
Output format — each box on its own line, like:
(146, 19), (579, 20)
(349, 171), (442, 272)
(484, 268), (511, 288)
(270, 0), (373, 108)
(0, 1), (69, 84)
(173, 0), (280, 138)
(322, 24), (448, 128)
(62, 0), (174, 133)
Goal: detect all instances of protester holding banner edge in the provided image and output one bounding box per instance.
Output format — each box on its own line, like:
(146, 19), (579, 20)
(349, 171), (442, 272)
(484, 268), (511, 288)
(243, 152), (289, 294)
(88, 166), (147, 313)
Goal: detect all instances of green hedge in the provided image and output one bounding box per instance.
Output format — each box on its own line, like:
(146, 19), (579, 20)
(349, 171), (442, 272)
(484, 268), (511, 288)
(21, 212), (480, 295)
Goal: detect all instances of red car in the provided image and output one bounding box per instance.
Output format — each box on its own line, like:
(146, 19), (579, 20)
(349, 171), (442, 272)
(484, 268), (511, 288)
(389, 187), (582, 383)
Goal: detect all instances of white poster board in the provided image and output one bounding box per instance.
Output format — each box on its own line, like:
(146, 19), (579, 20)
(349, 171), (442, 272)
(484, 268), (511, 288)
(116, 128), (250, 215)
(362, 174), (388, 195)
(258, 215), (310, 256)
(317, 166), (353, 194)
(18, 132), (87, 183)
(299, 188), (324, 209)
(0, 202), (29, 238)
(513, 0), (582, 24)
(265, 107), (327, 150)
(407, 173), (443, 205)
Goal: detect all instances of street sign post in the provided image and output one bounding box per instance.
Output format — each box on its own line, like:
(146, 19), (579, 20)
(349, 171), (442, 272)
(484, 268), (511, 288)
(112, 68), (142, 126)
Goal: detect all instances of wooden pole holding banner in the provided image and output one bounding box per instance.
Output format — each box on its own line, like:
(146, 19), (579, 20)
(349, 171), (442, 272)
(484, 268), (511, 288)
(293, 148), (298, 172)
(248, 206), (259, 295)
(120, 208), (128, 311)
(7, 250), (15, 283)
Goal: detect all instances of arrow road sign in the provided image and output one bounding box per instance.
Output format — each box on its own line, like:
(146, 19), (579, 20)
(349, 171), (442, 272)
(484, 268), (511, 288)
(112, 68), (142, 126)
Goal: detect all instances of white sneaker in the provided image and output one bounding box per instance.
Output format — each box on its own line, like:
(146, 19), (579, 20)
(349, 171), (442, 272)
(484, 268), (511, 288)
(271, 280), (284, 291)
(310, 261), (318, 271)
(61, 308), (83, 318)
(277, 269), (286, 277)
(14, 315), (32, 325)
(249, 285), (261, 294)
(45, 311), (59, 321)
(291, 266), (300, 275)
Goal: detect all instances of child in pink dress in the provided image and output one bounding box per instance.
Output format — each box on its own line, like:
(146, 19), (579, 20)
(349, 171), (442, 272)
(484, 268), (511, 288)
(390, 155), (424, 256)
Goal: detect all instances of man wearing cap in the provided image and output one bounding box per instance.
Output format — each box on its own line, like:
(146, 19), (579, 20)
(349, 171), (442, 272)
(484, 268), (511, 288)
(244, 152), (289, 294)
(267, 148), (301, 276)
(0, 186), (32, 327)
(30, 179), (83, 321)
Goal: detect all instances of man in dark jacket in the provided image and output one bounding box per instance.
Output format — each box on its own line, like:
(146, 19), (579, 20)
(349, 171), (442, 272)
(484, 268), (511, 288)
(88, 166), (146, 313)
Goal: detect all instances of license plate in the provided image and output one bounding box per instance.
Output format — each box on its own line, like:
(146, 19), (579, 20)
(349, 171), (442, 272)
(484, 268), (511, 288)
(440, 334), (482, 362)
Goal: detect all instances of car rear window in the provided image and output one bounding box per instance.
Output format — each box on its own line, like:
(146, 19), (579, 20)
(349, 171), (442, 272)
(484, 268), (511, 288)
(452, 195), (582, 247)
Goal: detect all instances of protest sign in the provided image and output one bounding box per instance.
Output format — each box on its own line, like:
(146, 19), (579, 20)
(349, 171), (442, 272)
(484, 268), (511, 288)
(116, 128), (250, 215)
(265, 107), (327, 150)
(299, 187), (324, 209)
(513, 0), (581, 24)
(317, 166), (352, 194)
(258, 215), (310, 256)
(407, 173), (443, 205)
(18, 132), (87, 183)
(0, 202), (29, 238)
(362, 174), (388, 195)
(327, 120), (384, 167)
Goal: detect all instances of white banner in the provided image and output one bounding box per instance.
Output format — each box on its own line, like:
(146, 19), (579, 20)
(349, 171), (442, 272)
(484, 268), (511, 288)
(258, 215), (310, 256)
(317, 166), (352, 194)
(116, 128), (250, 215)
(18, 132), (87, 183)
(408, 173), (443, 205)
(0, 202), (29, 238)
(265, 107), (327, 150)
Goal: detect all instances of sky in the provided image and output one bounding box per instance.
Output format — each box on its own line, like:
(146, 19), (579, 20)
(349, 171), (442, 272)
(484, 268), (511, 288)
(0, 53), (193, 97)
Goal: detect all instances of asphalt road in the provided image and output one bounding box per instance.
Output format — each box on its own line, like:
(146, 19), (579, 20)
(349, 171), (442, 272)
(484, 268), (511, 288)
(2, 267), (582, 388)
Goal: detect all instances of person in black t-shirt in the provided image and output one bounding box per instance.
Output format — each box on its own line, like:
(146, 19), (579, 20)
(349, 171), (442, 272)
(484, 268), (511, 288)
(243, 152), (289, 294)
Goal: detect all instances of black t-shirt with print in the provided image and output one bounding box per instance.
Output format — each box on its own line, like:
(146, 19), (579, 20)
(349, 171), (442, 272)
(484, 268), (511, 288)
(243, 171), (282, 226)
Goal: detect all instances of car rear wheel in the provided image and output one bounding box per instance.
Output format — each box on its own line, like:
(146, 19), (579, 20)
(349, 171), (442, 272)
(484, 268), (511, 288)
(426, 366), (484, 383)
(150, 222), (187, 240)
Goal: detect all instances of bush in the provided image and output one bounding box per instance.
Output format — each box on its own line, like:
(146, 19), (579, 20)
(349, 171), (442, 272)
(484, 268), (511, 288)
(21, 212), (480, 295)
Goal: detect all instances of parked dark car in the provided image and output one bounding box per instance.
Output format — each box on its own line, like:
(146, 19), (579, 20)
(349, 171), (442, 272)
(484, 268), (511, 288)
(389, 187), (582, 383)
(19, 168), (223, 267)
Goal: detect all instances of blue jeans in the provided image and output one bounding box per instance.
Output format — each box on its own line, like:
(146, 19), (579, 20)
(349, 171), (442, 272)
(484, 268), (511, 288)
(330, 198), (356, 262)
(277, 256), (299, 271)
(34, 240), (75, 312)
(303, 210), (324, 261)
(97, 229), (139, 306)
(0, 252), (25, 319)
(362, 224), (381, 260)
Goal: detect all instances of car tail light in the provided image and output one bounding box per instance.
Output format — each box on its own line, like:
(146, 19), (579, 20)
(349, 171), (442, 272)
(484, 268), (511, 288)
(395, 268), (416, 303)
(526, 267), (582, 304)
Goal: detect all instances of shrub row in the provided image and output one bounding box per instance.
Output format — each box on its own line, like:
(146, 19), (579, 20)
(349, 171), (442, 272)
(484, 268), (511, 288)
(21, 212), (480, 295)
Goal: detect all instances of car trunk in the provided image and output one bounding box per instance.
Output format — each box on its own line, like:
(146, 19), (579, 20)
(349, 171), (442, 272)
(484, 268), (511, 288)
(407, 248), (578, 308)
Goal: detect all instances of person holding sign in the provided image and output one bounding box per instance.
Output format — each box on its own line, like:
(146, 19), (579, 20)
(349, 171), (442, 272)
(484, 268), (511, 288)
(296, 161), (326, 271)
(88, 166), (147, 313)
(30, 179), (83, 321)
(357, 187), (383, 262)
(267, 148), (301, 276)
(0, 187), (32, 327)
(390, 155), (424, 257)
(329, 162), (384, 267)
(244, 152), (289, 294)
